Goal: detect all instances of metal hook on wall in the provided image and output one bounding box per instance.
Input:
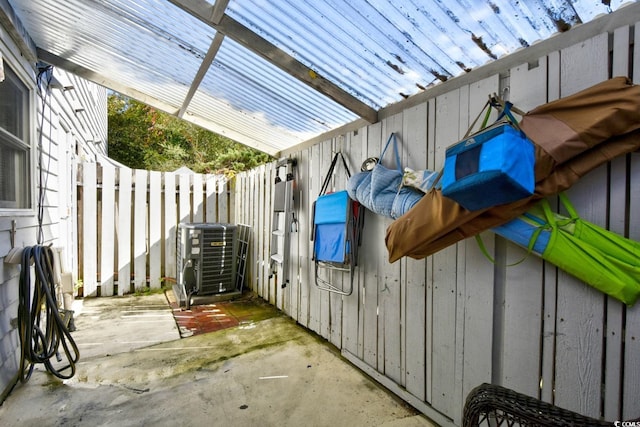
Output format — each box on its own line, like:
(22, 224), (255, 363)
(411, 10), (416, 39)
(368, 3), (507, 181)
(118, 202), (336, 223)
(4, 220), (23, 265)
(10, 220), (16, 249)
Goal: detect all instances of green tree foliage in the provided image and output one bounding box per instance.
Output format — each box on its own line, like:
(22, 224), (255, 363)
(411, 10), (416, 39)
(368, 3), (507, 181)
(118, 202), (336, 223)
(107, 93), (273, 175)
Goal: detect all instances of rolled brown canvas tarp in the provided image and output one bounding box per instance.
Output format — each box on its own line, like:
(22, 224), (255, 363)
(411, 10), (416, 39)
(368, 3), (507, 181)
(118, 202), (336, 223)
(385, 77), (640, 263)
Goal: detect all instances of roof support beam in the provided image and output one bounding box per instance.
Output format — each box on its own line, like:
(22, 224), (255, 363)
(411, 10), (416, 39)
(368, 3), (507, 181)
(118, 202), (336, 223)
(37, 48), (281, 156)
(37, 49), (177, 112)
(177, 31), (225, 118)
(210, 0), (229, 25)
(166, 0), (378, 124)
(0, 0), (37, 62)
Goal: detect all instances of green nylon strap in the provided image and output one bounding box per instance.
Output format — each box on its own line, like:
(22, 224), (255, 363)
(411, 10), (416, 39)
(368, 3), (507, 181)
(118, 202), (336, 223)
(559, 192), (579, 219)
(540, 195), (577, 230)
(475, 225), (544, 267)
(480, 103), (493, 129)
(476, 197), (560, 266)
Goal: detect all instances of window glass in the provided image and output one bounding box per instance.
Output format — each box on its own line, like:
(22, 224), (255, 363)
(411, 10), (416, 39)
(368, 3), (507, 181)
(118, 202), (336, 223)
(0, 64), (30, 209)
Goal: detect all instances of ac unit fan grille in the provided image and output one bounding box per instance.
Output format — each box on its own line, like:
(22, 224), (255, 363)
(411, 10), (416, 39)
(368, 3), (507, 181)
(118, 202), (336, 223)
(199, 227), (236, 295)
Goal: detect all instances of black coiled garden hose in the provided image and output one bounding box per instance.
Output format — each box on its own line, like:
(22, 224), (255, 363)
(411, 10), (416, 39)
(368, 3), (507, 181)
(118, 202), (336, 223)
(18, 245), (80, 382)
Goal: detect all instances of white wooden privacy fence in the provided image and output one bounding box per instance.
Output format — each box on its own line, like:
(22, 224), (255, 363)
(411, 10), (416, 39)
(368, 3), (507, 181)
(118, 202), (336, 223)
(78, 160), (230, 297)
(233, 23), (640, 427)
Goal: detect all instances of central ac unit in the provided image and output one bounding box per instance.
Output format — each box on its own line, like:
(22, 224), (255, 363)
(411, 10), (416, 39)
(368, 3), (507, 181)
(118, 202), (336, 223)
(175, 223), (239, 306)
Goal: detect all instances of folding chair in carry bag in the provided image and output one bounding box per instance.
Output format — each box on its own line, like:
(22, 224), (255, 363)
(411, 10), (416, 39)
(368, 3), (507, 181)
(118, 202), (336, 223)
(491, 193), (640, 306)
(312, 152), (364, 295)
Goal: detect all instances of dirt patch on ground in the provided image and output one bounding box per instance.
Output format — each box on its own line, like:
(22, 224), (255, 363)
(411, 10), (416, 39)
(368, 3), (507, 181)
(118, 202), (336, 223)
(167, 290), (284, 337)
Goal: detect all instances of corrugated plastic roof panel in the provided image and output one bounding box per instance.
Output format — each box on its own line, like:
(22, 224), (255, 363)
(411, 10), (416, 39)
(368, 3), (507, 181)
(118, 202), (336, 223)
(5, 0), (633, 155)
(17, 0), (217, 106)
(225, 0), (625, 108)
(191, 36), (360, 151)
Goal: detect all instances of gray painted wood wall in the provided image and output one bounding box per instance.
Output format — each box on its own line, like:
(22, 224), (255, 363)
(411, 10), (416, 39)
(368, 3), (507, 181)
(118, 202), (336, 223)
(234, 18), (640, 426)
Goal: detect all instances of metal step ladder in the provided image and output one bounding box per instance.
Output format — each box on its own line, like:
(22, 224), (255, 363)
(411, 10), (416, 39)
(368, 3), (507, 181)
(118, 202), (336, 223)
(270, 158), (297, 288)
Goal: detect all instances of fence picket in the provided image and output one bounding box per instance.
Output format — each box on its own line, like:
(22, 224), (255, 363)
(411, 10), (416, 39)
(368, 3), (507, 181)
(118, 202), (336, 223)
(117, 167), (132, 295)
(133, 169), (147, 291)
(178, 174), (190, 225)
(206, 175), (217, 222)
(100, 163), (116, 296)
(149, 171), (162, 289)
(192, 173), (203, 223)
(402, 103), (428, 400)
(603, 25), (630, 421)
(298, 150), (311, 328)
(553, 34), (608, 418)
(626, 152), (640, 420)
(218, 177), (228, 223)
(164, 172), (177, 281)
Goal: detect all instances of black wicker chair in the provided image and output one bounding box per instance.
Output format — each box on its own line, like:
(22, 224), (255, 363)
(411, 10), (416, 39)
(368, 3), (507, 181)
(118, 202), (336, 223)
(463, 383), (615, 427)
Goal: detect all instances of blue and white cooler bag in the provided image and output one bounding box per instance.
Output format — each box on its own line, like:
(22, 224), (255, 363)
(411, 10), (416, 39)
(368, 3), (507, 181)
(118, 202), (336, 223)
(441, 122), (535, 211)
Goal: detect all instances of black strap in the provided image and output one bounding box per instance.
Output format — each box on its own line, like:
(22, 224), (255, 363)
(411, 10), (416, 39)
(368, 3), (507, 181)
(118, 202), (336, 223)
(319, 152), (351, 196)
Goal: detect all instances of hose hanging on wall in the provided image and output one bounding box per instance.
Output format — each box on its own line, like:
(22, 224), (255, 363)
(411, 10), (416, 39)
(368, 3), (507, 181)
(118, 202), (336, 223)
(35, 64), (54, 245)
(18, 245), (80, 382)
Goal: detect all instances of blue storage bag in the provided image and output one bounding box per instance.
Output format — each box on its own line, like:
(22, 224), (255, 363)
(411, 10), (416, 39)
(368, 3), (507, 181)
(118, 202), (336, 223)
(441, 99), (535, 212)
(442, 122), (535, 211)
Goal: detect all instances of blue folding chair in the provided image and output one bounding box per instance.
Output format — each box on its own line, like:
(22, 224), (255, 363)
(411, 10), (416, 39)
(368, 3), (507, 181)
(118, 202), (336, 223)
(312, 152), (364, 295)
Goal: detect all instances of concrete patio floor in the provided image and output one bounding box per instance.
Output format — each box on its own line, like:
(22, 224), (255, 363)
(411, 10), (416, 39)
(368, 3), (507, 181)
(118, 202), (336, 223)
(0, 291), (438, 427)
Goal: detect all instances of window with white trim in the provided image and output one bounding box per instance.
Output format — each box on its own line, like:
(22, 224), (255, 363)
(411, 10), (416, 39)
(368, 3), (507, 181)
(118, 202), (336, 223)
(0, 64), (30, 209)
